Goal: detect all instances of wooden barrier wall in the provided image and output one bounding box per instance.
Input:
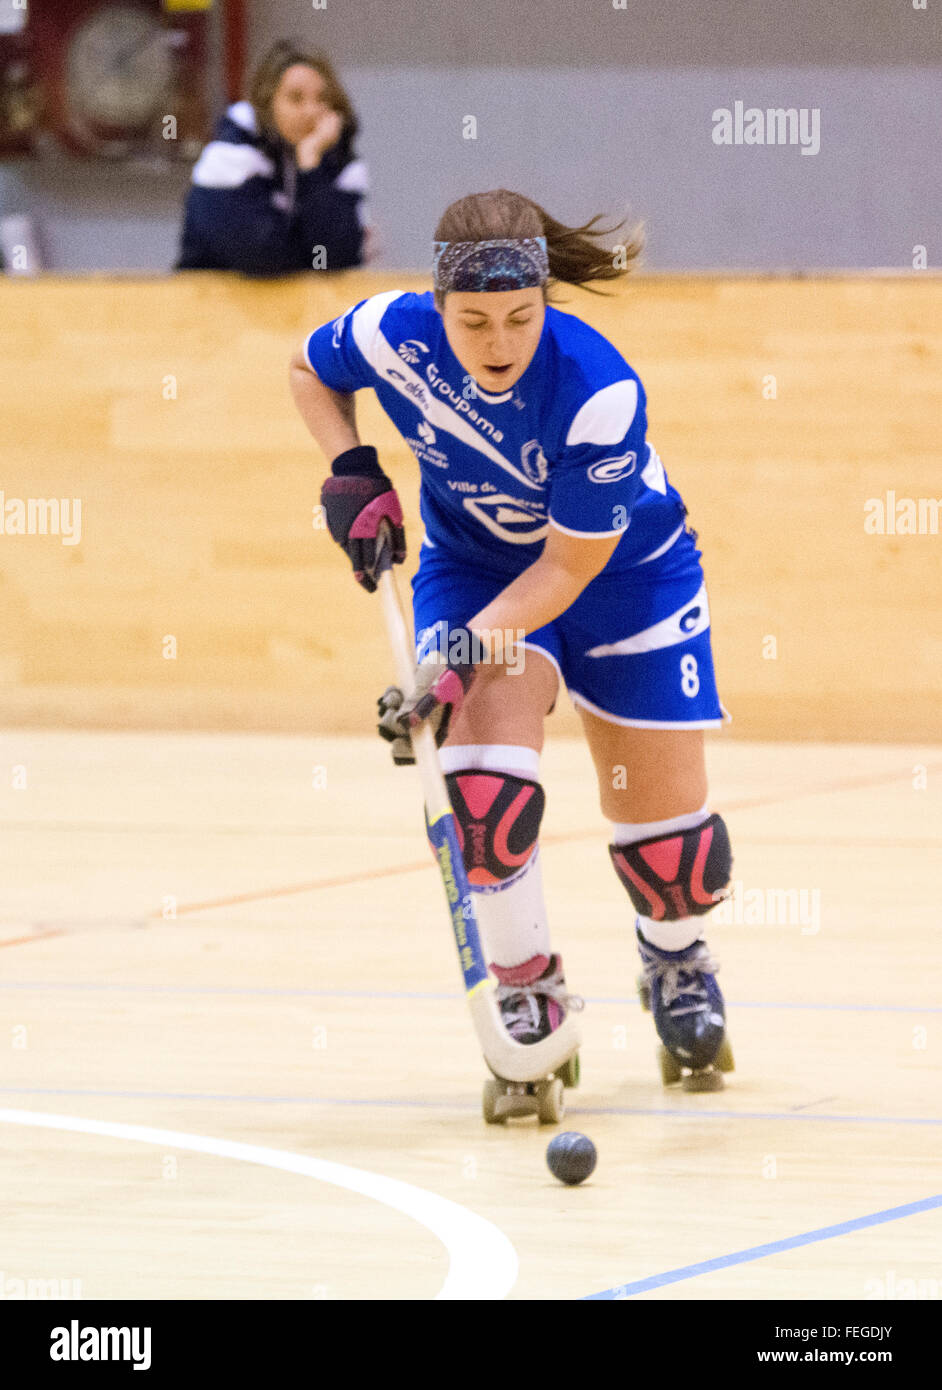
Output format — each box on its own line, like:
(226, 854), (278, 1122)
(0, 272), (939, 740)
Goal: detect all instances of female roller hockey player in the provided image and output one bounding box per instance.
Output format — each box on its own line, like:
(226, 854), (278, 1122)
(290, 188), (735, 1092)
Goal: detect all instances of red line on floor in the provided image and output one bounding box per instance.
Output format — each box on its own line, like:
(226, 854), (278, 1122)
(3, 759), (938, 943)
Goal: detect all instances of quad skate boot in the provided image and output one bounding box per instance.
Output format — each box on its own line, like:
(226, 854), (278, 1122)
(482, 953), (583, 1125)
(635, 924), (734, 1092)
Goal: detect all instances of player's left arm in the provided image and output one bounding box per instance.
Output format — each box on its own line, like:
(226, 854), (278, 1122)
(379, 521), (620, 756)
(386, 373), (643, 742)
(468, 374), (646, 651)
(466, 523), (621, 652)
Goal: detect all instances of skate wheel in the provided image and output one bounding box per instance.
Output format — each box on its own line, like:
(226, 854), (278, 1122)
(537, 1076), (565, 1125)
(482, 1078), (506, 1124)
(557, 1052), (580, 1089)
(637, 974), (652, 1013)
(715, 1034), (735, 1074)
(681, 1067), (725, 1093)
(657, 1044), (683, 1086)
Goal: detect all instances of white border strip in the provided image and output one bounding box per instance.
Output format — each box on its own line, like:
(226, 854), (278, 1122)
(635, 522), (685, 565)
(569, 689), (724, 729)
(0, 1108), (518, 1302)
(548, 515), (628, 540)
(521, 640), (564, 688)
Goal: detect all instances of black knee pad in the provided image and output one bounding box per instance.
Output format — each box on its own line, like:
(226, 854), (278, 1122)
(445, 770), (545, 888)
(609, 812), (732, 920)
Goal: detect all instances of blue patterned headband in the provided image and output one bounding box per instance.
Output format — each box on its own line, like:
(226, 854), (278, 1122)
(432, 237), (549, 293)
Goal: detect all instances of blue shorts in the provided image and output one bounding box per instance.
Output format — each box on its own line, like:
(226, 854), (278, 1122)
(411, 527), (727, 728)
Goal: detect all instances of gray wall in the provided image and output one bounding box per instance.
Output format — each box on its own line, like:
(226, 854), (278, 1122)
(250, 0), (939, 68)
(2, 0), (940, 272)
(331, 64), (940, 271)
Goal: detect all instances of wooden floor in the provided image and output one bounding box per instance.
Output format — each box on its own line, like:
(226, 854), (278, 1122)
(1, 728), (940, 1301)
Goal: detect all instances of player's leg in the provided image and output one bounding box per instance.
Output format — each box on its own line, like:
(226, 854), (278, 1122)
(578, 712), (733, 1085)
(582, 719), (709, 823)
(561, 531), (733, 1084)
(441, 646), (581, 1047)
(443, 640), (557, 753)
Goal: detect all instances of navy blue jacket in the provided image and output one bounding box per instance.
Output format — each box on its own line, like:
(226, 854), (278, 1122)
(177, 101), (368, 275)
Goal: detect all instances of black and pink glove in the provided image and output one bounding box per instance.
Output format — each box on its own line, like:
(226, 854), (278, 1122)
(377, 626), (486, 764)
(320, 445), (406, 593)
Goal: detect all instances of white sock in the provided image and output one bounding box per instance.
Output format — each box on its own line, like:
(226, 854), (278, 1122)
(611, 801), (710, 952)
(439, 744), (540, 779)
(440, 744), (550, 969)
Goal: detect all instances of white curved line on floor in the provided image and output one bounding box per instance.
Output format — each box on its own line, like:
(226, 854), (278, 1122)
(0, 1107), (518, 1301)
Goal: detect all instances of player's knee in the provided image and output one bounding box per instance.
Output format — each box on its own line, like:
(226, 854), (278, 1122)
(608, 813), (732, 920)
(445, 770), (545, 887)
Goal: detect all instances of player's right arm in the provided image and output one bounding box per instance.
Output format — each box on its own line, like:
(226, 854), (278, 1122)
(290, 302), (406, 592)
(289, 346), (360, 459)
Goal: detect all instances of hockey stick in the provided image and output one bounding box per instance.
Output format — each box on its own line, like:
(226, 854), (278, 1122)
(374, 527), (580, 1081)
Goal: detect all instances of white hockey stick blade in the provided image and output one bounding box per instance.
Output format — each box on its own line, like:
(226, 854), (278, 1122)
(470, 988), (582, 1082)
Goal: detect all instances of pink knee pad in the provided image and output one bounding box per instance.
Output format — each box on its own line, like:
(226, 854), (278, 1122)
(609, 813), (732, 920)
(445, 771), (545, 888)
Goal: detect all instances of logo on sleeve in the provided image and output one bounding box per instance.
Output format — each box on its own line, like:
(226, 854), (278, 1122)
(586, 452), (637, 483)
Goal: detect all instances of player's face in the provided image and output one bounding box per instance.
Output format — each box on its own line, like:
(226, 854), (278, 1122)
(440, 289), (545, 392)
(272, 65), (330, 145)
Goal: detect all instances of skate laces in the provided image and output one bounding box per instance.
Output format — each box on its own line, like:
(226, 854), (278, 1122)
(495, 967), (585, 1038)
(640, 942), (720, 1017)
(496, 986), (543, 1038)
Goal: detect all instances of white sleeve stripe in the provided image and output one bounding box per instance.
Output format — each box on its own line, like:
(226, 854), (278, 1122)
(565, 379), (639, 447)
(350, 290), (408, 365)
(191, 141), (275, 188)
(548, 515), (629, 539)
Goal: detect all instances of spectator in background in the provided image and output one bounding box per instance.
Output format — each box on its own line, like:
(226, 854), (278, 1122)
(177, 41), (369, 275)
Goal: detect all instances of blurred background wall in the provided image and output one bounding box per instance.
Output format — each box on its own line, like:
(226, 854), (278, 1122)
(1, 0), (939, 271)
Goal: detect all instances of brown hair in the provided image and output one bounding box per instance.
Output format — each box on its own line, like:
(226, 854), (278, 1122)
(249, 41), (358, 161)
(433, 189), (643, 307)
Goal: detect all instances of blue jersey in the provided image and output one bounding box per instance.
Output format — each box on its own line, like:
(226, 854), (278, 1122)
(305, 290), (689, 577)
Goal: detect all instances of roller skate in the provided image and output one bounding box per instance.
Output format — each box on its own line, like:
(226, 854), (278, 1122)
(635, 924), (734, 1092)
(482, 953), (583, 1125)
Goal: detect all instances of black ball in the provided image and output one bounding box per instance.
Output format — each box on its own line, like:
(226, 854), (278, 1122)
(546, 1131), (597, 1186)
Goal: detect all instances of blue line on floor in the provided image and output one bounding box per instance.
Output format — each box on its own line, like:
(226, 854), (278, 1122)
(586, 1193), (942, 1299)
(0, 1087), (939, 1126)
(0, 981), (938, 1013)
